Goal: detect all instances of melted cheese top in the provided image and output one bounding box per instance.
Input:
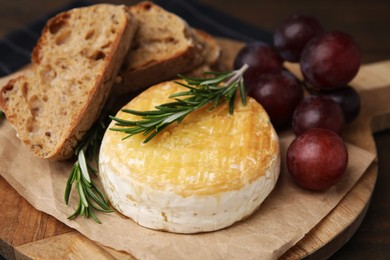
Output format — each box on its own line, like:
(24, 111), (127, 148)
(102, 81), (279, 196)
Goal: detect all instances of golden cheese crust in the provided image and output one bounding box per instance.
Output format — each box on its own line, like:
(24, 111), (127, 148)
(102, 80), (279, 197)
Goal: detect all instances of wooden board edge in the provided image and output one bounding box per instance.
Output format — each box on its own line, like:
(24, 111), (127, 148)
(0, 238), (16, 260)
(14, 231), (135, 260)
(282, 162), (378, 259)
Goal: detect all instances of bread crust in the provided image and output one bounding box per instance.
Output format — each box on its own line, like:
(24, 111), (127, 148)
(112, 1), (205, 96)
(0, 4), (138, 160)
(186, 28), (223, 77)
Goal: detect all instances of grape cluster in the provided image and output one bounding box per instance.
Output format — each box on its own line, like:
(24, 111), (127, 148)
(234, 14), (362, 191)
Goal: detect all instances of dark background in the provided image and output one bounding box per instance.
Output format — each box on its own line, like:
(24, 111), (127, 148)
(0, 0), (389, 259)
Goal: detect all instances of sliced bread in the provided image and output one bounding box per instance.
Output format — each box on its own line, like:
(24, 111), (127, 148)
(112, 1), (205, 95)
(186, 28), (223, 77)
(0, 4), (138, 160)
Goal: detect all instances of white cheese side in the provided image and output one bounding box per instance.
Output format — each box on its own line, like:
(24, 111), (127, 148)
(99, 131), (280, 233)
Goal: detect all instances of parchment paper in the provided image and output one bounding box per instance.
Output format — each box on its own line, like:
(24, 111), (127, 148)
(0, 120), (375, 259)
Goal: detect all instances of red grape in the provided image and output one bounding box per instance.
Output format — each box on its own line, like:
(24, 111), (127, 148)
(233, 42), (283, 90)
(292, 95), (345, 136)
(274, 14), (324, 62)
(320, 86), (361, 123)
(248, 70), (303, 129)
(300, 31), (361, 90)
(287, 128), (348, 191)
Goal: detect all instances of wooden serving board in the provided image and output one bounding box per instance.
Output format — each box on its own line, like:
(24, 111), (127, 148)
(0, 38), (389, 259)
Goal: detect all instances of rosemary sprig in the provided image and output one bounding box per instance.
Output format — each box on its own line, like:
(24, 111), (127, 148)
(64, 117), (113, 223)
(110, 64), (248, 143)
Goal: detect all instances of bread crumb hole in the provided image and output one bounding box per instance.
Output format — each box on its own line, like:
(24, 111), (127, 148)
(28, 95), (42, 117)
(85, 30), (95, 40)
(40, 66), (57, 83)
(45, 132), (51, 137)
(43, 95), (48, 102)
(4, 84), (14, 91)
(22, 83), (28, 98)
(111, 15), (118, 25)
(49, 19), (67, 35)
(31, 107), (39, 117)
(26, 117), (35, 132)
(143, 2), (152, 10)
(55, 30), (71, 45)
(165, 37), (178, 44)
(111, 28), (116, 34)
(100, 41), (111, 49)
(31, 143), (43, 151)
(93, 51), (106, 61)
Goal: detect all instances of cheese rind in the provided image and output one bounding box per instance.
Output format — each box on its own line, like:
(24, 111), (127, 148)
(99, 80), (280, 233)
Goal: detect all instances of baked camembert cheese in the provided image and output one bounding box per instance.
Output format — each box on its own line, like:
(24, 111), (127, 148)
(99, 80), (280, 233)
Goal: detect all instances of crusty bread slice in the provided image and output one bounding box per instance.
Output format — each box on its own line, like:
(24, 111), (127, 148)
(112, 1), (205, 95)
(186, 29), (223, 77)
(0, 4), (138, 160)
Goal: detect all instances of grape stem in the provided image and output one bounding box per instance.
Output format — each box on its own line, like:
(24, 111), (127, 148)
(284, 66), (317, 94)
(302, 81), (317, 94)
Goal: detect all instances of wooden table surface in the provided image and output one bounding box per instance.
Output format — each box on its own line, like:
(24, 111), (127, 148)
(0, 1), (389, 259)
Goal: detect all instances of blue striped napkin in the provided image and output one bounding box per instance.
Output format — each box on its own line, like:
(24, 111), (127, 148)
(0, 1), (90, 77)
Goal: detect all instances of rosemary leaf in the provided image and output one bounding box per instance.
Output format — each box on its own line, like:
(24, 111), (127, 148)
(138, 118), (165, 128)
(85, 186), (113, 211)
(109, 115), (138, 126)
(64, 117), (112, 223)
(239, 77), (246, 105)
(172, 80), (198, 90)
(159, 109), (192, 126)
(169, 91), (193, 98)
(110, 64), (249, 143)
(67, 202), (81, 220)
(143, 125), (167, 143)
(92, 185), (111, 206)
(78, 150), (91, 183)
(88, 208), (102, 224)
(87, 163), (97, 175)
(199, 74), (231, 86)
(80, 203), (86, 217)
(121, 108), (163, 116)
(77, 174), (89, 207)
(229, 90), (237, 115)
(64, 165), (77, 204)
